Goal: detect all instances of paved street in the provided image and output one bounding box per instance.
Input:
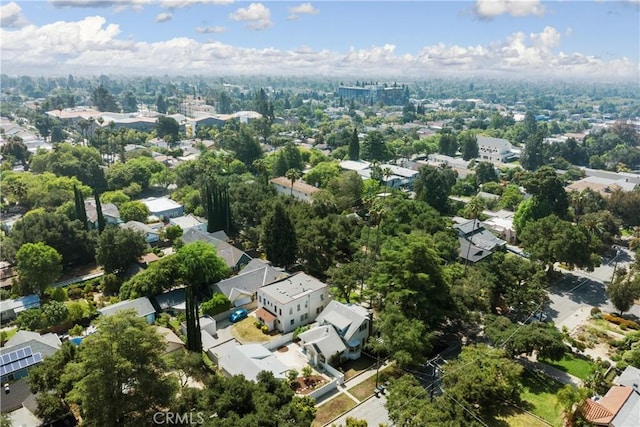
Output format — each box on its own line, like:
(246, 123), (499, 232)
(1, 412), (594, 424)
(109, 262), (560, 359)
(329, 394), (391, 427)
(546, 246), (640, 330)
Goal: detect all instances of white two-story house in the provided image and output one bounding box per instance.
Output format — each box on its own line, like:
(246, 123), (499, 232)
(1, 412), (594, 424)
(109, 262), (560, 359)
(477, 136), (516, 163)
(256, 272), (330, 333)
(298, 301), (371, 365)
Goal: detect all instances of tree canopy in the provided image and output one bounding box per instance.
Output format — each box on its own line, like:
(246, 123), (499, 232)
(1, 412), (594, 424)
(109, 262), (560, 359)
(15, 242), (63, 296)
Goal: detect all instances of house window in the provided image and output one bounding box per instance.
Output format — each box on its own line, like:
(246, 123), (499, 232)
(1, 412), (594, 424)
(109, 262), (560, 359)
(316, 306), (323, 314)
(297, 304), (300, 312)
(290, 319), (295, 326)
(279, 309), (282, 315)
(289, 307), (293, 315)
(258, 296), (262, 303)
(320, 293), (324, 301)
(359, 322), (368, 332)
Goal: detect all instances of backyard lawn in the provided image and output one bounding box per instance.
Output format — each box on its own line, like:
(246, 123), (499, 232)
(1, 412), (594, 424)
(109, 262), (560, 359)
(312, 393), (356, 427)
(519, 370), (564, 427)
(231, 317), (272, 342)
(541, 353), (595, 380)
(493, 406), (552, 427)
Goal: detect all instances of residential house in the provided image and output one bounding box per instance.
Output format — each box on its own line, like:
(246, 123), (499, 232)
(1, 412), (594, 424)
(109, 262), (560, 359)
(85, 198), (120, 229)
(141, 197), (184, 220)
(180, 315), (220, 353)
(219, 344), (289, 382)
(210, 259), (289, 307)
(120, 220), (160, 244)
(0, 295), (40, 324)
(98, 297), (156, 324)
(169, 214), (208, 233)
(455, 219), (506, 263)
(565, 176), (638, 197)
(477, 136), (517, 163)
(156, 326), (184, 354)
(256, 272), (331, 334)
(181, 228), (251, 271)
(153, 288), (186, 314)
(1, 331), (61, 383)
(270, 177), (320, 203)
(582, 385), (639, 426)
(298, 301), (370, 365)
(482, 209), (517, 243)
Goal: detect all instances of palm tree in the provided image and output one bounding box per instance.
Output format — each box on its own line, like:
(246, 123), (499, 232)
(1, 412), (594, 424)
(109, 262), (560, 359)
(285, 168), (302, 196)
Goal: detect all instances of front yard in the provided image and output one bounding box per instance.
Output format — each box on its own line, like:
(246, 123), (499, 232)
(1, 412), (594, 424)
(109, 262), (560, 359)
(230, 317), (272, 342)
(519, 370), (564, 427)
(540, 353), (595, 380)
(347, 365), (401, 401)
(312, 393), (356, 427)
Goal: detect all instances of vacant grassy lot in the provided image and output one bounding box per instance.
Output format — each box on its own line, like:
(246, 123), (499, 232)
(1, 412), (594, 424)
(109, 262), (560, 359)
(231, 317), (271, 342)
(541, 353), (595, 380)
(312, 393), (356, 427)
(493, 406), (551, 427)
(347, 365), (400, 401)
(519, 370), (564, 427)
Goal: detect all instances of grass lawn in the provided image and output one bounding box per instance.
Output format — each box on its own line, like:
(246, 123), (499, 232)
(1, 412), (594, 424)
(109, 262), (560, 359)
(347, 365), (400, 401)
(519, 370), (564, 427)
(341, 355), (375, 381)
(493, 406), (551, 427)
(312, 394), (356, 427)
(231, 317), (271, 342)
(541, 353), (595, 380)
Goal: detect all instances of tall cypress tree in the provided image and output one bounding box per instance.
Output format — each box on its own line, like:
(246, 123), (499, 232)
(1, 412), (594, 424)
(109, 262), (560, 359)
(185, 284), (202, 353)
(94, 188), (106, 233)
(74, 185), (88, 230)
(349, 127), (360, 160)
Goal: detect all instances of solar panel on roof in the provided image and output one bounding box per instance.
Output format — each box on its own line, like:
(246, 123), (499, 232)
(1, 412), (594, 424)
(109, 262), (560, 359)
(33, 353), (42, 363)
(0, 366), (5, 376)
(9, 352), (18, 362)
(16, 348), (25, 359)
(24, 347), (32, 357)
(1, 354), (10, 365)
(11, 361), (20, 372)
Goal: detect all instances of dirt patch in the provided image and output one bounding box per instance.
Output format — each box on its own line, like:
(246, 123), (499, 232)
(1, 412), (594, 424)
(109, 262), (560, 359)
(277, 346), (289, 353)
(292, 375), (327, 395)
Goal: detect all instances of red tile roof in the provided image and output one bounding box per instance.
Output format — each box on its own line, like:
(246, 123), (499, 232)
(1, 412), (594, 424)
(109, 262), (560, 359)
(583, 386), (633, 425)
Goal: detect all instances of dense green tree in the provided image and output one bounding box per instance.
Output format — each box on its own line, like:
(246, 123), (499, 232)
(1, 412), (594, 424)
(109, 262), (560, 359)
(361, 131), (390, 162)
(607, 188), (640, 228)
(15, 242), (63, 297)
(519, 215), (601, 273)
(522, 166), (569, 217)
(120, 91), (138, 113)
(119, 200), (150, 222)
(369, 305), (432, 367)
(174, 241), (230, 293)
(1, 170), (93, 211)
(100, 190), (130, 206)
(474, 161), (498, 184)
(327, 260), (365, 303)
(92, 85), (119, 112)
(326, 170), (364, 211)
(520, 130), (547, 171)
(0, 137), (30, 167)
(484, 316), (566, 360)
(67, 311), (177, 426)
(437, 129), (458, 156)
(369, 232), (452, 328)
(41, 301), (70, 327)
(607, 270), (640, 315)
(93, 188), (106, 232)
(73, 184), (88, 229)
(201, 293), (231, 317)
(459, 132), (479, 160)
(155, 93), (167, 114)
(442, 344), (523, 412)
(155, 116), (180, 143)
(119, 255), (181, 298)
(303, 161), (340, 188)
(95, 225), (146, 274)
(414, 165), (457, 213)
(499, 184), (524, 211)
(261, 202), (297, 269)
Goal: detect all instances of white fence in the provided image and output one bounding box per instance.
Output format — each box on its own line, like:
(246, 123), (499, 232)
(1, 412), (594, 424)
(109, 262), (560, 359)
(306, 378), (339, 400)
(321, 361), (344, 386)
(263, 332), (295, 351)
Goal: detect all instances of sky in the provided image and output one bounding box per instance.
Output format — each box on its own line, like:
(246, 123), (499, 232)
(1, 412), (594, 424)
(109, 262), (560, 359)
(1, 0), (639, 81)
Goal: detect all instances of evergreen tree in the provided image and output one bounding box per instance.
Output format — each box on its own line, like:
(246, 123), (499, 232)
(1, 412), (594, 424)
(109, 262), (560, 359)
(73, 185), (88, 230)
(185, 283), (202, 353)
(348, 128), (360, 160)
(261, 203), (297, 268)
(94, 188), (106, 233)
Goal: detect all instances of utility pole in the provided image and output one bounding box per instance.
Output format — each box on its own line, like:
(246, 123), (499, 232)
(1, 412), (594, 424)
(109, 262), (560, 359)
(610, 247), (621, 284)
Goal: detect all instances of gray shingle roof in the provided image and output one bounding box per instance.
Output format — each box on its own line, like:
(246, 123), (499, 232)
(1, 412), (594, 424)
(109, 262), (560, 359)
(181, 229), (250, 269)
(211, 263), (288, 301)
(316, 301), (369, 342)
(259, 272), (327, 304)
(98, 297), (156, 318)
(299, 325), (346, 358)
(220, 344), (289, 382)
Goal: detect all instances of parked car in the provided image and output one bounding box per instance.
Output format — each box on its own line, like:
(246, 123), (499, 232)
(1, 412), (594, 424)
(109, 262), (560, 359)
(229, 308), (249, 323)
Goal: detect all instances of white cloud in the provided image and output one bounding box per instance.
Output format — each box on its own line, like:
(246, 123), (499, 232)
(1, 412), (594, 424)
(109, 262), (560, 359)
(474, 0), (546, 19)
(229, 3), (272, 30)
(156, 12), (173, 22)
(1, 18), (637, 82)
(288, 2), (319, 20)
(160, 0), (234, 8)
(0, 2), (29, 28)
(196, 25), (226, 33)
(49, 0), (152, 9)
